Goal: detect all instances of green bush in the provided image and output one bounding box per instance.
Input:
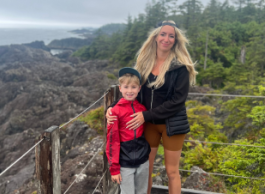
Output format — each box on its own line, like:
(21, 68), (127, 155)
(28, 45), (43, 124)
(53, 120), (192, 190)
(79, 106), (104, 134)
(107, 73), (117, 80)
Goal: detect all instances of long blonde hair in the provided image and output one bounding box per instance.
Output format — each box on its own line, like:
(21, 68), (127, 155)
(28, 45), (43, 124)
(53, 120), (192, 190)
(135, 20), (197, 88)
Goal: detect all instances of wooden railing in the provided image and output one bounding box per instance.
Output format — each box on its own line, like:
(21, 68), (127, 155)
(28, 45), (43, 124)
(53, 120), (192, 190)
(103, 85), (121, 194)
(34, 85), (120, 194)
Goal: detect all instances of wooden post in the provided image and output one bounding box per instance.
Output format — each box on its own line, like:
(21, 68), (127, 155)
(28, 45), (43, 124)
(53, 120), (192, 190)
(103, 85), (120, 194)
(35, 126), (61, 194)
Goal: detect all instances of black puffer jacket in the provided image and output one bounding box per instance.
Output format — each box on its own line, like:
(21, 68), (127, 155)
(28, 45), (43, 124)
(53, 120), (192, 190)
(139, 60), (189, 124)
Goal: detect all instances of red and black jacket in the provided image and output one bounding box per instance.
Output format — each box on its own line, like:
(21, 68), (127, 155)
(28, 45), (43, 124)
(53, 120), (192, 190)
(106, 98), (150, 175)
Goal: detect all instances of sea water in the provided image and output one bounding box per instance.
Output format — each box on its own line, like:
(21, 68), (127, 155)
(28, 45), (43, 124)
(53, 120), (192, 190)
(0, 28), (82, 46)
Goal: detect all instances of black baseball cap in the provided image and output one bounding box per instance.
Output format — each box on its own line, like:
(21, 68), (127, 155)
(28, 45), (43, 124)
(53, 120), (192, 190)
(118, 67), (141, 83)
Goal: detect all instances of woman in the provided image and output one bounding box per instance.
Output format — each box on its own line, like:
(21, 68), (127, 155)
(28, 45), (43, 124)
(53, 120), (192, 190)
(106, 20), (197, 194)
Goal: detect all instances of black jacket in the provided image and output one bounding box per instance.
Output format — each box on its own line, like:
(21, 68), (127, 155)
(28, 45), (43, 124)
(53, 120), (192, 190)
(139, 60), (190, 125)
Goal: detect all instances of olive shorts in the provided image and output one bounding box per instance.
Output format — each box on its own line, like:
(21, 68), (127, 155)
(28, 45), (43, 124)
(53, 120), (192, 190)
(144, 122), (186, 151)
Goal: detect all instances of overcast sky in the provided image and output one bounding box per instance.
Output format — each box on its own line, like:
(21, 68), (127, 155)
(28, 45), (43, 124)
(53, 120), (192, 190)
(0, 0), (211, 29)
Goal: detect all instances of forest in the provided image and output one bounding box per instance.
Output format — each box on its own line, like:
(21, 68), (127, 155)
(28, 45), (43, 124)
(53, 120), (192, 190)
(73, 0), (265, 193)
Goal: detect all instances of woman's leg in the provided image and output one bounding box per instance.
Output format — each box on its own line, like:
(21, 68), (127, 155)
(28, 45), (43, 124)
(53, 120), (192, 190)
(147, 147), (158, 194)
(144, 122), (162, 194)
(164, 149), (182, 194)
(161, 128), (185, 194)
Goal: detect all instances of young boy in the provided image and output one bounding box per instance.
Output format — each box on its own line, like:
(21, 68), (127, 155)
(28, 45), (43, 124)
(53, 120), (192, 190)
(106, 67), (150, 194)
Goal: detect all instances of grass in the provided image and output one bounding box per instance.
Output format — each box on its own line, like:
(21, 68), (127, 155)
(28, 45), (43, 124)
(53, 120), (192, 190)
(107, 73), (117, 80)
(157, 144), (164, 156)
(58, 106), (105, 134)
(78, 106), (104, 134)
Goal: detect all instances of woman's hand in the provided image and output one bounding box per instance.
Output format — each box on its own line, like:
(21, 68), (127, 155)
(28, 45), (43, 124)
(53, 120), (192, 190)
(106, 107), (117, 124)
(111, 174), (122, 184)
(126, 112), (145, 130)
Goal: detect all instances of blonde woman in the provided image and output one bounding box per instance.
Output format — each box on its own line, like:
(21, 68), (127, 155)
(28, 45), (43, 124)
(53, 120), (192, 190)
(106, 20), (197, 194)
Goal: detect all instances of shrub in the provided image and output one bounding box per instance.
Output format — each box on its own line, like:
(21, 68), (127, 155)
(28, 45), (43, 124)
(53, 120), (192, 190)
(79, 106), (104, 134)
(107, 73), (117, 80)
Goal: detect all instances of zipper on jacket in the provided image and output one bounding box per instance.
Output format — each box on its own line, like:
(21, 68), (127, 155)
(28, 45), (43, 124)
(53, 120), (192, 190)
(151, 89), (154, 109)
(147, 78), (154, 109)
(148, 77), (156, 124)
(131, 102), (136, 165)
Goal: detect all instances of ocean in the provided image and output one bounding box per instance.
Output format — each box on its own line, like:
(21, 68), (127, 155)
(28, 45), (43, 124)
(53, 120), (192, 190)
(0, 28), (82, 46)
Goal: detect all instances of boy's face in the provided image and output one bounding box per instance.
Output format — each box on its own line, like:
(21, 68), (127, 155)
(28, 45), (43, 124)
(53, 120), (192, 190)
(119, 82), (141, 101)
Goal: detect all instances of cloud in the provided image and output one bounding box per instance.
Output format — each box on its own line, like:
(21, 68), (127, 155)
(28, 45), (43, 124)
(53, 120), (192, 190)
(0, 0), (149, 28)
(0, 0), (214, 28)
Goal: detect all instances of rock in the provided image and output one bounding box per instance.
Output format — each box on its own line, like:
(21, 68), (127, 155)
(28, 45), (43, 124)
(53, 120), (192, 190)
(155, 158), (161, 163)
(47, 37), (94, 51)
(75, 173), (87, 183)
(183, 166), (211, 190)
(60, 132), (104, 194)
(23, 41), (50, 51)
(153, 176), (163, 185)
(183, 166), (226, 192)
(0, 44), (117, 193)
(55, 50), (73, 60)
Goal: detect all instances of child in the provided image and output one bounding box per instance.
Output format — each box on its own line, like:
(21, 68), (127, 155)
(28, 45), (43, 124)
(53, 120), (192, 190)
(106, 67), (150, 194)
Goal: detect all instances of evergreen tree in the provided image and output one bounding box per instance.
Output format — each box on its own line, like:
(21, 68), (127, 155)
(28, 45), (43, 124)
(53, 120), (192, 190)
(179, 0), (203, 29)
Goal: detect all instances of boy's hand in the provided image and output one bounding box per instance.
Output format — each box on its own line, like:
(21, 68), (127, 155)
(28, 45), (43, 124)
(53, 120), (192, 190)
(127, 112), (145, 130)
(111, 174), (122, 184)
(106, 107), (117, 124)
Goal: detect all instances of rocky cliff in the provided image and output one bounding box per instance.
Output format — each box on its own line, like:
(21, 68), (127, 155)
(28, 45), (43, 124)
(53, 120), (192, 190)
(0, 44), (117, 193)
(48, 37), (94, 51)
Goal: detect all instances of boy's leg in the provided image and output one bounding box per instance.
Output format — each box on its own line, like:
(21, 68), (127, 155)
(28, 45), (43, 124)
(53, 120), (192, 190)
(120, 167), (136, 194)
(134, 160), (149, 194)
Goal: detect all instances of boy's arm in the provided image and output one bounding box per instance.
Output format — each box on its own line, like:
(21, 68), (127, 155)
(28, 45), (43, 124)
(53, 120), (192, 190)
(106, 111), (121, 175)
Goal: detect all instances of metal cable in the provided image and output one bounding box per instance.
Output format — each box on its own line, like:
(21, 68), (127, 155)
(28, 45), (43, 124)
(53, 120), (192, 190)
(0, 90), (109, 178)
(189, 92), (265, 98)
(63, 142), (104, 194)
(91, 170), (107, 194)
(0, 138), (44, 177)
(184, 140), (265, 148)
(179, 169), (265, 180)
(60, 90), (110, 129)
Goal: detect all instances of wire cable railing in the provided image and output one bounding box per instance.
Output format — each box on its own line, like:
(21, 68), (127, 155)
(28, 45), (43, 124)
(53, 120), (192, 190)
(179, 169), (265, 181)
(189, 92), (265, 98)
(91, 170), (107, 194)
(60, 90), (110, 129)
(0, 90), (109, 179)
(184, 140), (265, 148)
(64, 142), (105, 194)
(0, 138), (45, 177)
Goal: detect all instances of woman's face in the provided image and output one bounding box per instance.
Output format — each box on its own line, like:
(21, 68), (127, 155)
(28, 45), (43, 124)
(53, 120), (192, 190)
(156, 25), (176, 52)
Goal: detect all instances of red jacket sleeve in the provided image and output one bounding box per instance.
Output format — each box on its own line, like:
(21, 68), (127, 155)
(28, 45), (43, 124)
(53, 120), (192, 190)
(106, 109), (120, 175)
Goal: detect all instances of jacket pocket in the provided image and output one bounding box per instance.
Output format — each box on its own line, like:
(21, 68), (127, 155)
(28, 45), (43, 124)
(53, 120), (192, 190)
(166, 106), (190, 136)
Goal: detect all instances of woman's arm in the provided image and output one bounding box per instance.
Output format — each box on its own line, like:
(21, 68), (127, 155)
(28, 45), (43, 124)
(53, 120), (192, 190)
(126, 67), (189, 130)
(143, 67), (189, 122)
